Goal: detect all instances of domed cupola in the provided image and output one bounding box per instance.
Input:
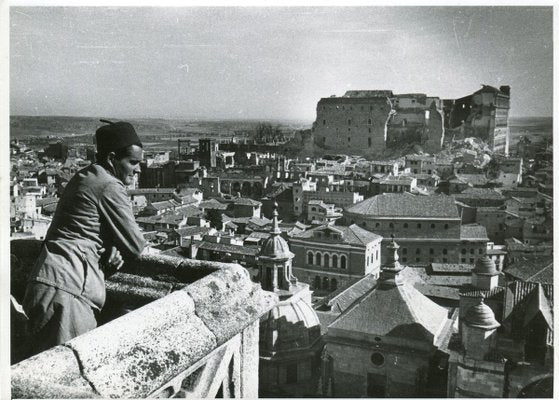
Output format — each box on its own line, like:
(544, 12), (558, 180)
(473, 256), (499, 276)
(260, 294), (322, 356)
(464, 295), (500, 330)
(259, 218), (294, 260)
(471, 256), (501, 290)
(258, 202), (297, 295)
(461, 294), (501, 360)
(257, 203), (323, 397)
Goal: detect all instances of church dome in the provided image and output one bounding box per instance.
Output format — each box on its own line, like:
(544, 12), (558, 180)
(464, 297), (500, 330)
(259, 202), (294, 260)
(260, 234), (294, 260)
(260, 293), (321, 354)
(472, 256), (499, 276)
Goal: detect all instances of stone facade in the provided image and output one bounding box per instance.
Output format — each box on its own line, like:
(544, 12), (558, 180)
(448, 354), (506, 397)
(289, 224), (383, 294)
(312, 91), (446, 156)
(344, 193), (489, 265)
(313, 93), (392, 156)
(386, 95), (445, 153)
(327, 338), (437, 397)
(322, 240), (452, 397)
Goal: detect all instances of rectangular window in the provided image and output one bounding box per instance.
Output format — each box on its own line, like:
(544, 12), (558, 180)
(323, 119), (326, 125)
(368, 138), (372, 147)
(348, 119), (352, 126)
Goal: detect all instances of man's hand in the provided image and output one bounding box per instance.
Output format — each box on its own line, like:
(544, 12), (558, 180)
(99, 246), (124, 273)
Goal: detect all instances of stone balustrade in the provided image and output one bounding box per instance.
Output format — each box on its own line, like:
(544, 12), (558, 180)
(10, 240), (278, 398)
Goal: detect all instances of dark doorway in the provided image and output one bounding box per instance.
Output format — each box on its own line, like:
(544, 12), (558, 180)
(367, 373), (386, 397)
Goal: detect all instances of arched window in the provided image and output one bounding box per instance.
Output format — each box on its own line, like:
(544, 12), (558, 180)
(416, 248), (421, 255)
(389, 222), (394, 229)
(417, 223), (422, 229)
(340, 255), (347, 269)
(307, 252), (314, 265)
(431, 223), (435, 229)
(376, 250), (379, 260)
(324, 253), (330, 268)
(403, 223), (408, 228)
(402, 248), (408, 255)
(461, 248), (467, 255)
(314, 276), (321, 290)
(331, 279), (338, 291)
(323, 277), (329, 289)
(444, 224), (449, 229)
(375, 223), (380, 228)
(316, 252), (322, 266)
(443, 248), (448, 255)
(332, 254), (338, 268)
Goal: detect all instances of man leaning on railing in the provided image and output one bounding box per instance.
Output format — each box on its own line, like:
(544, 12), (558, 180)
(22, 120), (146, 355)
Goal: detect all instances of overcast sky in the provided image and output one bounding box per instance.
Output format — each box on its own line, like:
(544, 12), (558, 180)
(10, 6), (553, 121)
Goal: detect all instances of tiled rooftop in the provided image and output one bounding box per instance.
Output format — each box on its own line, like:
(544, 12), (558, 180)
(292, 223), (382, 246)
(328, 275), (448, 342)
(453, 188), (504, 200)
(460, 224), (489, 240)
(345, 193), (460, 219)
(505, 256), (553, 284)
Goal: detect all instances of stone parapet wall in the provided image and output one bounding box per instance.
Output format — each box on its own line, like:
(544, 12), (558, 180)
(11, 240), (278, 398)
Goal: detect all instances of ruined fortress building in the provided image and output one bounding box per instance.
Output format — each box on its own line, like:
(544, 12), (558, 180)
(312, 90), (445, 156)
(443, 85), (511, 155)
(312, 85), (510, 157)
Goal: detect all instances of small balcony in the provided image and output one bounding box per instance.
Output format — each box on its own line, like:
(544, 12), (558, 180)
(10, 239), (278, 398)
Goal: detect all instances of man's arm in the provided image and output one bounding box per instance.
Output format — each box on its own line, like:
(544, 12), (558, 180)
(98, 181), (145, 259)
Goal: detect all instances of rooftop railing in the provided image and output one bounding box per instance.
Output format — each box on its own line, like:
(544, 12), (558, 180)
(11, 239), (278, 398)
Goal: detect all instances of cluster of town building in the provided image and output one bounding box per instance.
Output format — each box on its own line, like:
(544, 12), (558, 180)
(9, 86), (553, 397)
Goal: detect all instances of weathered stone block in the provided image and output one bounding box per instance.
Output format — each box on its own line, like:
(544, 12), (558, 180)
(66, 290), (217, 398)
(187, 264), (278, 345)
(11, 345), (99, 399)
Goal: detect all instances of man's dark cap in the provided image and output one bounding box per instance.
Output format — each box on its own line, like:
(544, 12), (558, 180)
(95, 119), (143, 155)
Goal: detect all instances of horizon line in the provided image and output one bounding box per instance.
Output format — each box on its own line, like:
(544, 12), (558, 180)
(9, 114), (552, 122)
